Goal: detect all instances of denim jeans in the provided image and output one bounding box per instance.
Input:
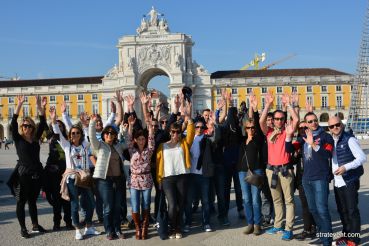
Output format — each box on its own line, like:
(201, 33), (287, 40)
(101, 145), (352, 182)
(185, 174), (211, 226)
(214, 164), (227, 220)
(238, 170), (263, 225)
(97, 177), (123, 234)
(67, 178), (94, 228)
(302, 179), (332, 246)
(224, 147), (244, 214)
(130, 188), (152, 213)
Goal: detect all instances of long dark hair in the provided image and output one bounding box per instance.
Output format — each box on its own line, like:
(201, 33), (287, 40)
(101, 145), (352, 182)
(133, 128), (148, 149)
(68, 124), (85, 146)
(48, 120), (67, 141)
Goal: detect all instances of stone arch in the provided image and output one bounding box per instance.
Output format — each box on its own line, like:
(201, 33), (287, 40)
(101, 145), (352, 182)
(138, 66), (172, 89)
(320, 112), (329, 122)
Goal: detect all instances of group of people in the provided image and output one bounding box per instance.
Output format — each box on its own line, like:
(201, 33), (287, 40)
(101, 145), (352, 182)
(7, 88), (366, 246)
(0, 137), (13, 149)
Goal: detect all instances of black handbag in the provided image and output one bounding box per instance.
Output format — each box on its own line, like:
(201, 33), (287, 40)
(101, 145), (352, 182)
(243, 146), (264, 189)
(156, 192), (168, 240)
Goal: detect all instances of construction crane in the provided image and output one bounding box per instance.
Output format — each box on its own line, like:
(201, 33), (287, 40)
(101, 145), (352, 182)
(240, 52), (266, 70)
(260, 53), (296, 70)
(0, 74), (20, 80)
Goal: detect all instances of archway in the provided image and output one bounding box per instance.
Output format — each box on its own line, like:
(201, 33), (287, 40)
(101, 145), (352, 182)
(320, 112), (329, 122)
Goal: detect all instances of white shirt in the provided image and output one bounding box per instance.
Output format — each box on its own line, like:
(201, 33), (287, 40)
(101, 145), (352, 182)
(163, 143), (188, 177)
(332, 135), (367, 188)
(190, 134), (204, 175)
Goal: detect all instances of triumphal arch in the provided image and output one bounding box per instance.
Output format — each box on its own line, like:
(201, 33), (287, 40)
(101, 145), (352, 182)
(101, 7), (212, 118)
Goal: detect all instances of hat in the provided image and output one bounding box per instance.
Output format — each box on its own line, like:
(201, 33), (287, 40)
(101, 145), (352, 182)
(182, 86), (192, 102)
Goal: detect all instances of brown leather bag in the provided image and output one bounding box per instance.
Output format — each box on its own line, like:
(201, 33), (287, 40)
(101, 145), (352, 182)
(74, 169), (93, 189)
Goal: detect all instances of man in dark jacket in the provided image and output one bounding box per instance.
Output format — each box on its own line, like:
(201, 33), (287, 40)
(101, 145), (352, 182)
(286, 112), (334, 246)
(328, 116), (366, 246)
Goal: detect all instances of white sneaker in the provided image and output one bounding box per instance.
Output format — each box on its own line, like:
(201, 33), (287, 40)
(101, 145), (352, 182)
(204, 224), (212, 232)
(84, 227), (101, 236)
(75, 229), (83, 240)
(175, 232), (182, 239)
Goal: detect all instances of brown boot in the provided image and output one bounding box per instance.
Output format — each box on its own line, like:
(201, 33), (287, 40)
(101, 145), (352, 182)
(131, 212), (141, 240)
(243, 224), (254, 235)
(253, 225), (262, 236)
(141, 209), (150, 240)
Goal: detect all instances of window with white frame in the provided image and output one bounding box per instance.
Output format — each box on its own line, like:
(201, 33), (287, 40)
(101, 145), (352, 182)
(23, 106), (29, 117)
(50, 95), (56, 102)
(247, 88), (253, 94)
(307, 86), (312, 93)
(66, 105), (70, 116)
(24, 96), (28, 102)
(231, 99), (238, 107)
(64, 95), (69, 101)
(8, 106), (14, 118)
(262, 87), (267, 93)
(277, 87), (282, 93)
(336, 85), (342, 92)
(261, 97), (266, 109)
(292, 86), (297, 92)
(78, 104), (84, 115)
(78, 94), (84, 101)
(321, 86), (327, 92)
(232, 88), (238, 95)
(9, 97), (14, 104)
(246, 98), (250, 108)
(276, 95), (282, 109)
(92, 103), (99, 114)
(321, 96), (328, 108)
(306, 96), (313, 105)
(92, 94), (98, 100)
(336, 96), (342, 108)
(216, 88), (221, 95)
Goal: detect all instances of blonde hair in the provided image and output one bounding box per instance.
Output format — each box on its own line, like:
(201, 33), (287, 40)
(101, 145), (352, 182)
(18, 117), (37, 139)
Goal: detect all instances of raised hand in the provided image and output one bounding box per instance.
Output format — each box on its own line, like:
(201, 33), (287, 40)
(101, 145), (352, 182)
(35, 95), (42, 109)
(155, 102), (162, 113)
(16, 95), (25, 105)
(91, 114), (98, 122)
(291, 91), (299, 106)
(41, 96), (47, 108)
(128, 115), (136, 126)
(80, 112), (90, 127)
(183, 101), (192, 121)
(115, 90), (123, 103)
(61, 101), (67, 113)
(248, 92), (257, 110)
(265, 91), (274, 106)
(221, 88), (227, 100)
(140, 91), (150, 105)
(303, 129), (314, 146)
(49, 106), (57, 122)
(110, 101), (116, 113)
(285, 120), (295, 137)
(217, 99), (225, 110)
(305, 100), (313, 113)
(281, 93), (290, 107)
(124, 94), (135, 108)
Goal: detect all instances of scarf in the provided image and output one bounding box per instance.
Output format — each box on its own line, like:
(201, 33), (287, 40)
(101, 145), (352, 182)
(269, 127), (282, 143)
(303, 127), (324, 160)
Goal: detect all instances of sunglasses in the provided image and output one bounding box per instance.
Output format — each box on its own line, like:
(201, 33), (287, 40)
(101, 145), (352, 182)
(328, 123), (341, 129)
(245, 126), (255, 130)
(273, 117), (285, 121)
(299, 126), (308, 130)
(160, 121), (168, 124)
(171, 130), (181, 134)
(105, 131), (116, 136)
(307, 119), (318, 124)
(152, 125), (159, 128)
(22, 124), (33, 129)
(195, 126), (204, 129)
(71, 131), (81, 135)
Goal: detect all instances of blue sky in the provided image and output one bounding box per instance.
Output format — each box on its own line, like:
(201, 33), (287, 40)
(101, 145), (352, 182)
(0, 0), (366, 95)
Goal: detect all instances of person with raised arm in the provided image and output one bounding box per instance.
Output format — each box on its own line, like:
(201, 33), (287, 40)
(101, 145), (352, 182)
(237, 93), (266, 236)
(89, 113), (127, 240)
(51, 107), (100, 240)
(126, 114), (155, 240)
(11, 95), (48, 238)
(259, 92), (299, 241)
(156, 100), (194, 239)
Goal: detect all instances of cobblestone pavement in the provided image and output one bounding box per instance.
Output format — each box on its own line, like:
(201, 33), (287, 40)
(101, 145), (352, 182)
(0, 142), (368, 246)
